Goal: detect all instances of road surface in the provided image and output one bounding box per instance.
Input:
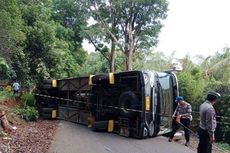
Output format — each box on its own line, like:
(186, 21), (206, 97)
(48, 121), (195, 153)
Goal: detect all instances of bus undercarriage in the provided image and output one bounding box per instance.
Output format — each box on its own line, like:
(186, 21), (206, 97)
(36, 71), (178, 138)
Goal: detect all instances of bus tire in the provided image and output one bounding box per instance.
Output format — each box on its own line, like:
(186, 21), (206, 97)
(43, 79), (52, 84)
(92, 121), (108, 131)
(92, 74), (109, 85)
(41, 84), (52, 90)
(119, 91), (139, 118)
(40, 107), (54, 119)
(149, 121), (155, 137)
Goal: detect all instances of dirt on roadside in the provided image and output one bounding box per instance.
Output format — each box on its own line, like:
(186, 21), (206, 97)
(0, 99), (59, 153)
(175, 134), (227, 153)
(0, 120), (59, 153)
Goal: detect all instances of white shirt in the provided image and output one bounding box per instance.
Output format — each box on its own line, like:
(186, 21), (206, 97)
(13, 82), (20, 91)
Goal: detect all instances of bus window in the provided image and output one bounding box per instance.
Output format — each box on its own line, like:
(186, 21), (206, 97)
(157, 72), (175, 133)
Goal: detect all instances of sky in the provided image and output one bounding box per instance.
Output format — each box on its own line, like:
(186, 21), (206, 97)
(156, 0), (230, 58)
(83, 0), (230, 59)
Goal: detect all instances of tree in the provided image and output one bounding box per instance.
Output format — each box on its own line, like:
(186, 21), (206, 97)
(81, 0), (168, 71)
(0, 0), (28, 81)
(51, 0), (87, 65)
(19, 0), (87, 82)
(80, 52), (109, 75)
(141, 51), (172, 71)
(177, 71), (205, 108)
(197, 47), (230, 83)
(81, 0), (119, 72)
(0, 57), (10, 79)
(177, 55), (195, 72)
(0, 0), (89, 85)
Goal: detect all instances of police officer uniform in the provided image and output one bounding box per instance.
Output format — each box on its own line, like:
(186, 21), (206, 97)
(168, 96), (192, 146)
(197, 91), (221, 153)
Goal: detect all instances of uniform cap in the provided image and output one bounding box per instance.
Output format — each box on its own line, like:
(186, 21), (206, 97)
(207, 91), (221, 98)
(176, 96), (184, 102)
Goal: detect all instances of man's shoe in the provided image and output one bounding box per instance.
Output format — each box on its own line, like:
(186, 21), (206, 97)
(185, 141), (190, 146)
(168, 138), (172, 142)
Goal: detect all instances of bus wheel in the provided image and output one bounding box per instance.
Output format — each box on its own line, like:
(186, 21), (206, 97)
(40, 79), (52, 89)
(40, 107), (55, 119)
(43, 79), (52, 84)
(92, 74), (109, 84)
(149, 120), (155, 137)
(119, 91), (139, 118)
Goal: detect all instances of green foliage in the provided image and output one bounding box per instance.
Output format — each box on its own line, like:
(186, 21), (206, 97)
(80, 52), (109, 75)
(0, 0), (87, 85)
(81, 0), (168, 70)
(51, 0), (87, 65)
(216, 142), (230, 153)
(198, 47), (230, 83)
(0, 57), (11, 79)
(175, 50), (230, 144)
(0, 0), (26, 81)
(15, 106), (39, 121)
(210, 85), (230, 144)
(20, 93), (35, 107)
(0, 90), (14, 102)
(177, 71), (205, 108)
(141, 51), (172, 71)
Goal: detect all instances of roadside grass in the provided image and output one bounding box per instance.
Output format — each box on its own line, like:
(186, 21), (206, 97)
(216, 142), (230, 153)
(0, 90), (15, 103)
(0, 90), (38, 123)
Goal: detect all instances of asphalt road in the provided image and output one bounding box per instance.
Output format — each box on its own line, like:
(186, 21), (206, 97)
(48, 121), (195, 153)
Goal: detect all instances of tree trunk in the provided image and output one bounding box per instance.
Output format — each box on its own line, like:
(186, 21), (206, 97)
(125, 50), (133, 71)
(124, 21), (135, 71)
(0, 110), (12, 132)
(110, 40), (115, 72)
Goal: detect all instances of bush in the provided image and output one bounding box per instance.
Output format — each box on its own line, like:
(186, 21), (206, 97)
(200, 84), (230, 144)
(0, 90), (14, 102)
(216, 142), (230, 152)
(177, 71), (205, 108)
(20, 93), (35, 107)
(15, 106), (39, 121)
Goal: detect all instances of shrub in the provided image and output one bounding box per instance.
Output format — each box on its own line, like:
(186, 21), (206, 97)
(216, 142), (230, 152)
(177, 71), (205, 108)
(0, 90), (14, 102)
(20, 93), (35, 107)
(15, 106), (39, 121)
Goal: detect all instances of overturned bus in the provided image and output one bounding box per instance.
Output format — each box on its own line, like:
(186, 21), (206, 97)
(35, 70), (178, 138)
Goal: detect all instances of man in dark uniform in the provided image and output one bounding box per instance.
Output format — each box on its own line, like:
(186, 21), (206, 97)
(197, 91), (221, 153)
(168, 96), (192, 146)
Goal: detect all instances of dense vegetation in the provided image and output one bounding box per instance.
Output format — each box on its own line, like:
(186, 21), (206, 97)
(0, 0), (168, 84)
(0, 0), (229, 146)
(0, 0), (87, 84)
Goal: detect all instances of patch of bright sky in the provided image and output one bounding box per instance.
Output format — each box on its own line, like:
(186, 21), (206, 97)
(156, 0), (230, 59)
(83, 0), (230, 59)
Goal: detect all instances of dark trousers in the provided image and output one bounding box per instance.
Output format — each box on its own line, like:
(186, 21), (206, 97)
(169, 118), (190, 142)
(197, 128), (212, 153)
(13, 90), (19, 94)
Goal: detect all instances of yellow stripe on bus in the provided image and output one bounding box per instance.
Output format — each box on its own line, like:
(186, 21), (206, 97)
(108, 120), (114, 132)
(89, 75), (94, 85)
(109, 73), (115, 84)
(52, 80), (57, 88)
(52, 110), (57, 118)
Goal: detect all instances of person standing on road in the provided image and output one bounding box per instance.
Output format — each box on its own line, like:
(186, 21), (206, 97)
(12, 80), (20, 94)
(168, 96), (192, 146)
(197, 91), (221, 153)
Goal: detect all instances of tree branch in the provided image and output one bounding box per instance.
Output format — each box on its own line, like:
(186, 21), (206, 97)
(87, 37), (110, 61)
(89, 2), (125, 53)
